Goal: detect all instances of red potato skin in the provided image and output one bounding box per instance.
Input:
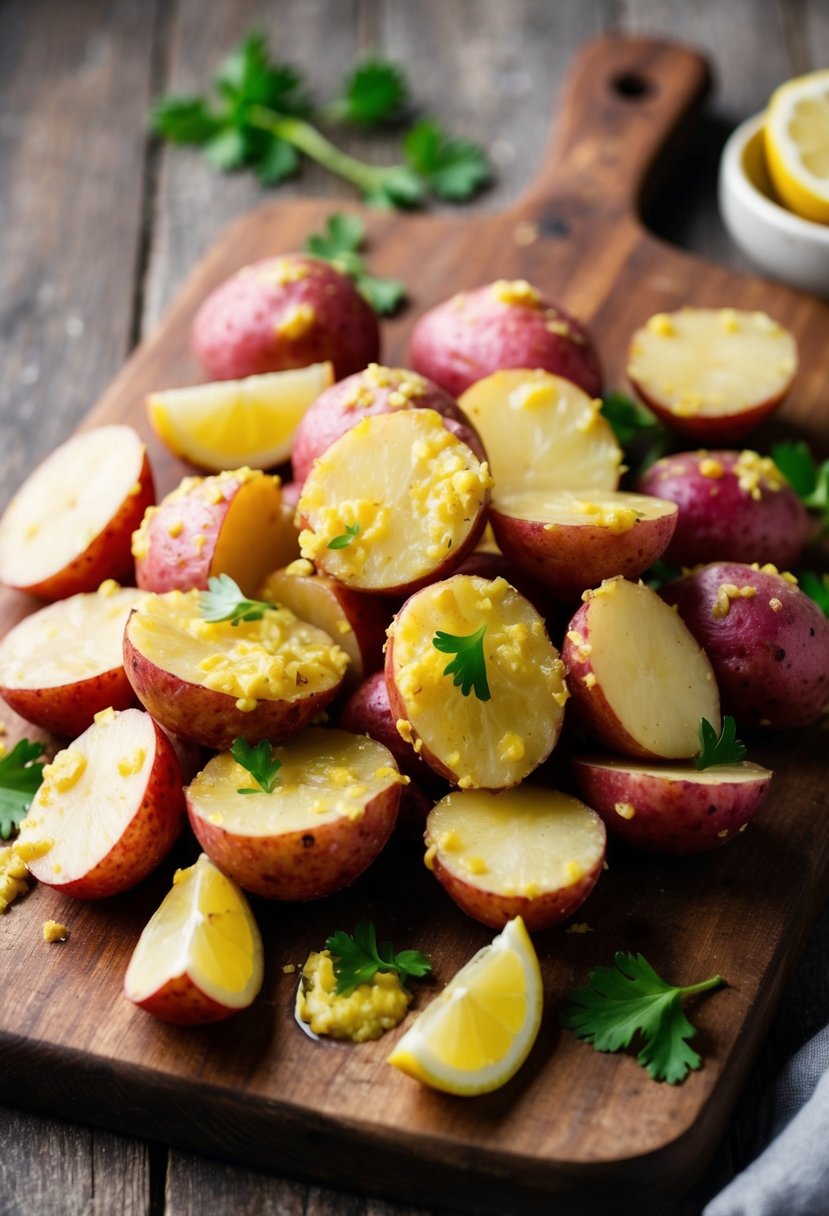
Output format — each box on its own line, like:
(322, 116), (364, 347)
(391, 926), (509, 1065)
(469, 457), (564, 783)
(291, 367), (481, 484)
(629, 383), (790, 446)
(127, 973), (243, 1026)
(339, 670), (437, 785)
(20, 454), (155, 601)
(123, 624), (342, 750)
(187, 785), (400, 900)
(192, 255), (380, 382)
(489, 506), (677, 603)
(409, 284), (602, 399)
(661, 563), (829, 729)
(561, 601), (666, 759)
(637, 452), (811, 568)
(0, 666), (138, 738)
(29, 718), (184, 899)
(430, 852), (604, 932)
(572, 758), (772, 854)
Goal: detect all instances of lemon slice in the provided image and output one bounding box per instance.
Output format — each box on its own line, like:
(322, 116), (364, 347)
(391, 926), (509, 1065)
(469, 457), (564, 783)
(124, 853), (264, 1023)
(147, 362), (334, 471)
(765, 70), (829, 222)
(387, 916), (542, 1094)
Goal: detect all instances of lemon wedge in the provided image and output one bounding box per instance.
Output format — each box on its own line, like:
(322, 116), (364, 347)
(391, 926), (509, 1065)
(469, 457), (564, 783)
(387, 916), (543, 1095)
(147, 361), (334, 471)
(124, 853), (264, 1023)
(765, 70), (829, 223)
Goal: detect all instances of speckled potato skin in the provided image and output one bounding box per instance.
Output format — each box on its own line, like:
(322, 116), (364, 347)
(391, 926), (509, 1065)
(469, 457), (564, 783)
(192, 255), (380, 382)
(409, 284), (602, 399)
(661, 563), (829, 729)
(430, 852), (604, 931)
(123, 620), (343, 749)
(127, 972), (245, 1025)
(186, 785), (400, 900)
(15, 454), (155, 601)
(0, 665), (138, 737)
(637, 452), (811, 568)
(291, 367), (480, 483)
(572, 758), (772, 855)
(27, 717), (184, 899)
(490, 507), (677, 602)
(628, 381), (791, 445)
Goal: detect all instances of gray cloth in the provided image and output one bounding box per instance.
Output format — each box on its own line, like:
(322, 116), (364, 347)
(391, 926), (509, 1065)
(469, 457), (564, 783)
(705, 1025), (829, 1216)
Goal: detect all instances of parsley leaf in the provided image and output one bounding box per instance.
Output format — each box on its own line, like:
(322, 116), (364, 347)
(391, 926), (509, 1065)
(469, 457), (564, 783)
(798, 571), (829, 616)
(561, 952), (724, 1084)
(325, 920), (432, 996)
(601, 390), (670, 474)
(327, 522), (361, 550)
(642, 558), (682, 591)
(329, 59), (409, 125)
(771, 439), (829, 528)
(198, 574), (277, 627)
(432, 623), (491, 701)
(150, 97), (223, 145)
(695, 716), (747, 770)
(0, 740), (47, 839)
(404, 119), (490, 201)
(305, 214), (407, 316)
(231, 737), (282, 795)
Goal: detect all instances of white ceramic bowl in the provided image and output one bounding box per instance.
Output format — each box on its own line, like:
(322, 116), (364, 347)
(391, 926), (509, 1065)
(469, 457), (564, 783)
(718, 112), (829, 297)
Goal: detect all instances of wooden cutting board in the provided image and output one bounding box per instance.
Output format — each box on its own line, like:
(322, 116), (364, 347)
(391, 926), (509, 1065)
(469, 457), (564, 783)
(1, 36), (828, 1216)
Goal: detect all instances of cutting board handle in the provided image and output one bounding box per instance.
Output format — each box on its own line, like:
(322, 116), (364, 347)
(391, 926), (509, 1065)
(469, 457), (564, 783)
(518, 36), (711, 227)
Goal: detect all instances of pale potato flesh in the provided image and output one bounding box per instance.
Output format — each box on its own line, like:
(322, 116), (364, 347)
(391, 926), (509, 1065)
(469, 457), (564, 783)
(585, 578), (720, 757)
(628, 308), (797, 419)
(389, 575), (567, 789)
(576, 758), (768, 785)
(492, 488), (677, 529)
(459, 370), (621, 495)
(187, 728), (402, 836)
(0, 426), (146, 586)
(261, 570), (364, 676)
(0, 587), (145, 688)
(427, 788), (606, 896)
(298, 409), (490, 591)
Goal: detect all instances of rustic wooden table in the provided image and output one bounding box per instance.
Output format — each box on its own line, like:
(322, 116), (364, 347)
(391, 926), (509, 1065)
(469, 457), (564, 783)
(1, 1), (828, 1213)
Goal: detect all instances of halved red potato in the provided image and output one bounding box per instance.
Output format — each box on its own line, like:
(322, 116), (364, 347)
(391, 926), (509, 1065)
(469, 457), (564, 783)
(425, 787), (606, 930)
(627, 308), (797, 443)
(339, 670), (436, 785)
(490, 489), (678, 601)
(124, 853), (264, 1025)
(186, 728), (403, 900)
(0, 425), (154, 600)
(458, 370), (622, 497)
(14, 707), (183, 899)
(297, 410), (491, 596)
(409, 280), (602, 398)
(133, 468), (298, 596)
(386, 574), (569, 789)
(0, 583), (145, 735)
(291, 364), (479, 484)
(572, 755), (773, 854)
(192, 255), (380, 382)
(562, 577), (721, 759)
(123, 589), (349, 749)
(661, 562), (829, 729)
(636, 450), (811, 569)
(259, 563), (391, 693)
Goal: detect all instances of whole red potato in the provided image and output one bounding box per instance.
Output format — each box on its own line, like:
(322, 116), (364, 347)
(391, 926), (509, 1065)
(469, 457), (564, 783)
(192, 255), (380, 381)
(409, 279), (601, 398)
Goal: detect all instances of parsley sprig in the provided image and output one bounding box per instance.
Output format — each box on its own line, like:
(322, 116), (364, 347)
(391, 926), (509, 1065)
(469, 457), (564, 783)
(306, 215), (405, 315)
(199, 574), (276, 627)
(151, 32), (489, 207)
(695, 716), (747, 770)
(561, 952), (724, 1084)
(798, 571), (829, 616)
(325, 921), (432, 996)
(231, 738), (282, 795)
(432, 624), (491, 701)
(600, 390), (670, 476)
(771, 439), (829, 531)
(0, 740), (47, 839)
(327, 521), (362, 550)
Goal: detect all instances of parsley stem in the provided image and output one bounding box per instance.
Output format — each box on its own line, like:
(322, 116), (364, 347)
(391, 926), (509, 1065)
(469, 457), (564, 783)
(680, 975), (724, 997)
(247, 106), (406, 197)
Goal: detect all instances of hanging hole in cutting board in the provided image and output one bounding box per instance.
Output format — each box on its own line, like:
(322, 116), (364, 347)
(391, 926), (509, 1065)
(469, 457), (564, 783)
(611, 72), (653, 100)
